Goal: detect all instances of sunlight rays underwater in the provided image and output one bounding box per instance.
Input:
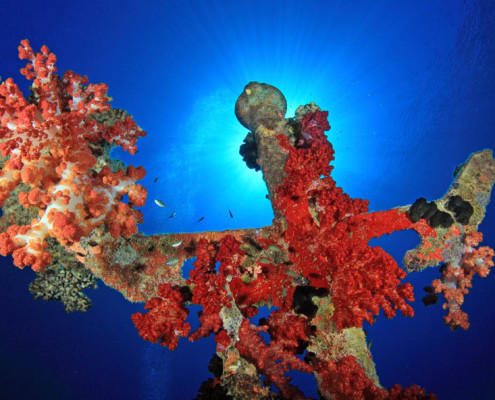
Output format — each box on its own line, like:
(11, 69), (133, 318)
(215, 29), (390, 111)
(129, 0), (470, 240)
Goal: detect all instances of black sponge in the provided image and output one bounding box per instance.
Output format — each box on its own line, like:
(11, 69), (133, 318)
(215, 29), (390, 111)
(446, 195), (474, 225)
(409, 197), (454, 228)
(292, 285), (328, 319)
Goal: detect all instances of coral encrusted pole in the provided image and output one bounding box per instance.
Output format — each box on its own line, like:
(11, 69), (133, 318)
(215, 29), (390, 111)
(2, 41), (495, 400)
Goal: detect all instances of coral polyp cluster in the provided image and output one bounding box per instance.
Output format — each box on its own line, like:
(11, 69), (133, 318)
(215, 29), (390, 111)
(1, 43), (494, 399)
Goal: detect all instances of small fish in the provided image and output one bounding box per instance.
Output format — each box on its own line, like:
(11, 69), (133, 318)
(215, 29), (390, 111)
(166, 257), (180, 265)
(268, 245), (279, 252)
(196, 216), (204, 223)
(282, 287), (286, 297)
(267, 295), (272, 310)
(168, 212), (176, 219)
(171, 239), (182, 247)
(154, 199), (166, 207)
(258, 258), (272, 264)
(154, 177), (159, 183)
(228, 209), (233, 218)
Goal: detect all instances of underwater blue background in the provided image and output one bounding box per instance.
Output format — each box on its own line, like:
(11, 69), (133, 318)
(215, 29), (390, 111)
(1, 1), (494, 399)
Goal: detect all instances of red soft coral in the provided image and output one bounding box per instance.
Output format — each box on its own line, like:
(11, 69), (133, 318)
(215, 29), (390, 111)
(236, 319), (312, 400)
(131, 283), (191, 350)
(275, 111), (414, 329)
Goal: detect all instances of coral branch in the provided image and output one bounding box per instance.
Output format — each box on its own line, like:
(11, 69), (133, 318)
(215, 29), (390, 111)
(431, 231), (494, 329)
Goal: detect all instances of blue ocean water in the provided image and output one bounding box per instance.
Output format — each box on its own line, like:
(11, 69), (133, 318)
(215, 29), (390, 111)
(0, 1), (494, 399)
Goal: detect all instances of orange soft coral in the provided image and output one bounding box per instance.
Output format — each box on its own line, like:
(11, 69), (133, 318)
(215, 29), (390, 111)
(0, 40), (147, 271)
